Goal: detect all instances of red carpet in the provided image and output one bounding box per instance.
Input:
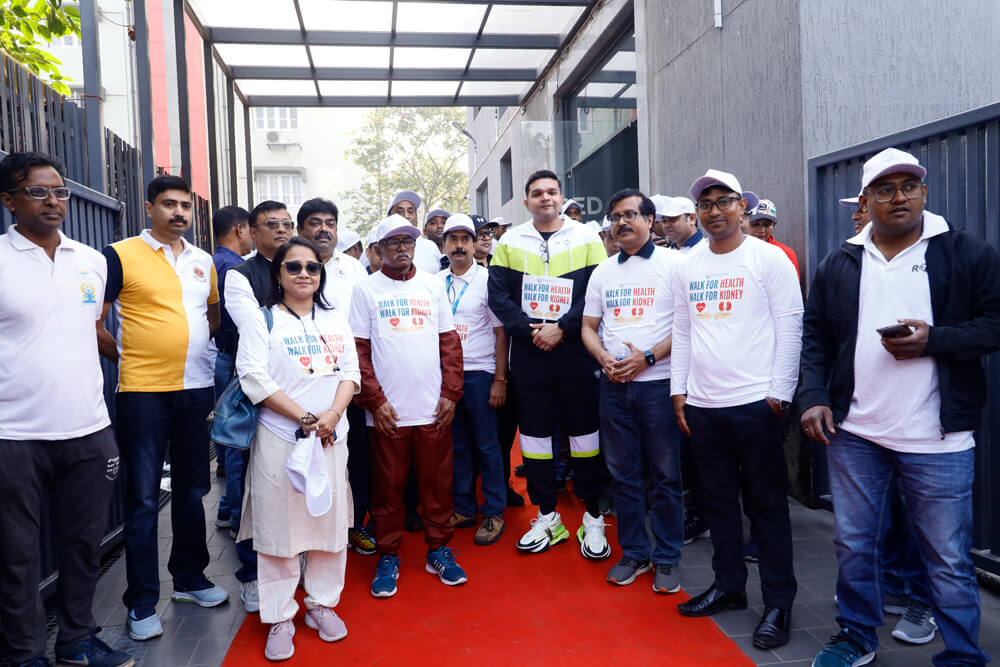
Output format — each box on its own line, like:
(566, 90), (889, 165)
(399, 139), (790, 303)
(223, 449), (752, 666)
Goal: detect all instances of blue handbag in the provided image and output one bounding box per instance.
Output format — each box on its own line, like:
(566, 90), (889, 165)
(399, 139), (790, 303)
(208, 307), (273, 451)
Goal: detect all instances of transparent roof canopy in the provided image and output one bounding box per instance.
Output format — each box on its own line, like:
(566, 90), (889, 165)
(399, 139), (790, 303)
(187, 0), (591, 107)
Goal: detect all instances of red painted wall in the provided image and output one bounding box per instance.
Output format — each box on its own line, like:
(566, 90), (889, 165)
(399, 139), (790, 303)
(146, 0), (172, 174)
(185, 14), (209, 198)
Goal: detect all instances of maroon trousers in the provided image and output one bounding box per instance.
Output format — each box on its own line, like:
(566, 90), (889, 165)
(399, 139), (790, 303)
(371, 423), (455, 556)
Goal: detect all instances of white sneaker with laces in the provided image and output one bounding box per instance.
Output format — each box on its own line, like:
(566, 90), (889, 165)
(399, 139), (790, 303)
(241, 579), (260, 613)
(516, 510), (570, 553)
(577, 511), (611, 560)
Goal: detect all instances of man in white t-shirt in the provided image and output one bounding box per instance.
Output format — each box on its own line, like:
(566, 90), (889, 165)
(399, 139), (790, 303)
(436, 215), (509, 546)
(388, 190), (443, 273)
(670, 169), (802, 650)
(802, 149), (1000, 667)
(0, 152), (133, 667)
(582, 189), (686, 593)
(350, 214), (467, 597)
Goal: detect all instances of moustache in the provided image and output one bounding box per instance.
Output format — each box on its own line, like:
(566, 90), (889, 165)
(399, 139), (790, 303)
(170, 217), (186, 223)
(315, 232), (332, 241)
(614, 226), (634, 236)
(393, 251), (412, 261)
(450, 249), (467, 256)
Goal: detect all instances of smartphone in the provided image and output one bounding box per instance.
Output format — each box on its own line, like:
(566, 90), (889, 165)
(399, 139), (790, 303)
(876, 324), (912, 338)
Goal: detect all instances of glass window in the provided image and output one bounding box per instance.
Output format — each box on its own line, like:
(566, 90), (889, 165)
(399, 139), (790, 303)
(255, 108), (299, 131)
(476, 180), (489, 218)
(255, 172), (304, 208)
(500, 151), (513, 205)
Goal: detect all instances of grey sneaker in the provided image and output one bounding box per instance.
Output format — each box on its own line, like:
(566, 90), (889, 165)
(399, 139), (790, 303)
(891, 600), (937, 644)
(264, 620), (295, 661)
(606, 557), (651, 585)
(653, 564), (681, 594)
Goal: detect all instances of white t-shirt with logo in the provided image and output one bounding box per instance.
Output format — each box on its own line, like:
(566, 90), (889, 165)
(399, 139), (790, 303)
(237, 305), (361, 442)
(670, 236), (803, 407)
(840, 211), (974, 453)
(584, 246), (684, 382)
(349, 269), (455, 426)
(437, 264), (502, 374)
(0, 227), (111, 439)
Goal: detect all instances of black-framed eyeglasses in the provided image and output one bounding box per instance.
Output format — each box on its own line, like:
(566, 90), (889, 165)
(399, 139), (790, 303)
(262, 219), (295, 231)
(282, 260), (323, 276)
(476, 230), (494, 241)
(7, 185), (71, 200)
(872, 181), (923, 203)
(539, 240), (549, 264)
(304, 217), (337, 230)
(610, 210), (642, 224)
(696, 196), (742, 212)
(380, 237), (417, 251)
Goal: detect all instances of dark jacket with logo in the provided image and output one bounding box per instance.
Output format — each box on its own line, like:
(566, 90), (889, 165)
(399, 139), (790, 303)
(230, 253), (272, 305)
(799, 225), (1000, 433)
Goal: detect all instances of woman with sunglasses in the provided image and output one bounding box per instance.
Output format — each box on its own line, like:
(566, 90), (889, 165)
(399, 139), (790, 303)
(235, 238), (360, 661)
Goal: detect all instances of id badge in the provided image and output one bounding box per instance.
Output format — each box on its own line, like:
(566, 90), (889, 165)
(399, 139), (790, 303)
(521, 274), (573, 321)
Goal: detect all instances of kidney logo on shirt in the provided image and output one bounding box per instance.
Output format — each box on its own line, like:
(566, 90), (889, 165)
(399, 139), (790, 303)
(377, 296), (431, 334)
(193, 266), (206, 282)
(604, 286), (655, 323)
(690, 275), (744, 320)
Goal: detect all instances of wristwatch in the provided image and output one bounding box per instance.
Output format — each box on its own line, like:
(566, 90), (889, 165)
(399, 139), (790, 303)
(644, 349), (656, 367)
(767, 396), (789, 411)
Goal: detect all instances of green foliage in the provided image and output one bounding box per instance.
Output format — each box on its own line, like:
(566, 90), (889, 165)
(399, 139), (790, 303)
(0, 0), (83, 96)
(340, 107), (471, 236)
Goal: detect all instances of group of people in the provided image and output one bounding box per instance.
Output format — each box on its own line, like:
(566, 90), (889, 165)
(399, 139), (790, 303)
(1, 144), (997, 667)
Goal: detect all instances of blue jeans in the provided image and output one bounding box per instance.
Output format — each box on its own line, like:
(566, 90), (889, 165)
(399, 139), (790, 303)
(600, 378), (682, 565)
(452, 371), (505, 518)
(882, 478), (929, 602)
(117, 388), (214, 614)
(214, 349), (238, 520)
(827, 429), (987, 666)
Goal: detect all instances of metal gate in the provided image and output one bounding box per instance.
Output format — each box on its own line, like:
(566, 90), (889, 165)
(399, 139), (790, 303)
(807, 101), (1000, 575)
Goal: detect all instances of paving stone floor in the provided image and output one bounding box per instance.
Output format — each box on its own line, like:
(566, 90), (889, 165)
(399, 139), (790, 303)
(75, 475), (1000, 666)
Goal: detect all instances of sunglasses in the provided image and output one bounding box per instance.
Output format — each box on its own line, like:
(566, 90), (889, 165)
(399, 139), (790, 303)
(282, 260), (323, 276)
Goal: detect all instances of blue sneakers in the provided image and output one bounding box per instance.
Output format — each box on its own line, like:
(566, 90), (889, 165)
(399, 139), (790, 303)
(371, 554), (400, 598)
(171, 583), (229, 607)
(126, 609), (163, 641)
(812, 628), (875, 667)
(55, 632), (134, 667)
(425, 546), (467, 586)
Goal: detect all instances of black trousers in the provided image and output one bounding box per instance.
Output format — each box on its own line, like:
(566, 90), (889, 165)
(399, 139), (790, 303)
(0, 428), (118, 662)
(685, 400), (797, 610)
(346, 403), (371, 527)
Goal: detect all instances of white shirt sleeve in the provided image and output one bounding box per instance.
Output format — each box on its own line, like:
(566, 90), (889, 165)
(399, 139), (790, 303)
(334, 311), (362, 393)
(669, 262), (691, 397)
(583, 265), (604, 319)
(236, 307), (280, 404)
(224, 270), (259, 334)
(764, 252), (804, 401)
(348, 282), (371, 340)
(436, 277), (456, 333)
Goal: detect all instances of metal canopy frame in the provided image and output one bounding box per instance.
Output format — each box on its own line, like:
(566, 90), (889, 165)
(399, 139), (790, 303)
(183, 0), (600, 108)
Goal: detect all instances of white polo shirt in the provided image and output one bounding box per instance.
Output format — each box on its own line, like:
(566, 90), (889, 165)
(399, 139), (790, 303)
(0, 226), (111, 439)
(437, 264), (502, 374)
(840, 211), (974, 453)
(584, 243), (684, 382)
(322, 249), (368, 316)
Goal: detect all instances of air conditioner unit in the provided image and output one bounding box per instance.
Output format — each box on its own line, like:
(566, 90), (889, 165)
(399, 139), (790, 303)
(265, 131), (298, 145)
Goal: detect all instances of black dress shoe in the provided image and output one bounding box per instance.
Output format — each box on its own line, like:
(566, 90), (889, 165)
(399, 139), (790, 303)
(677, 585), (748, 617)
(752, 607), (791, 649)
(506, 483), (525, 507)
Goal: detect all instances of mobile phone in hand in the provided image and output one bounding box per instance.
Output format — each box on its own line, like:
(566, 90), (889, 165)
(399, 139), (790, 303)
(876, 324), (912, 339)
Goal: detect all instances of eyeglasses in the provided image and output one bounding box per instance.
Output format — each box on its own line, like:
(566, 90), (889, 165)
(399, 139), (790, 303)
(695, 196), (742, 212)
(304, 218), (337, 230)
(261, 219), (295, 231)
(7, 185), (71, 200)
(282, 260), (323, 276)
(476, 230), (494, 241)
(610, 210), (642, 224)
(539, 240), (549, 264)
(872, 181), (923, 203)
(379, 237), (416, 251)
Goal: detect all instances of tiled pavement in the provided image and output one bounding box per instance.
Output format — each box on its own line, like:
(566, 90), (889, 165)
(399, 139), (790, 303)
(78, 475), (1000, 667)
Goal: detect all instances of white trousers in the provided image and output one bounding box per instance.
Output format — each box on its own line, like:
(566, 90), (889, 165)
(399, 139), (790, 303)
(257, 549), (347, 624)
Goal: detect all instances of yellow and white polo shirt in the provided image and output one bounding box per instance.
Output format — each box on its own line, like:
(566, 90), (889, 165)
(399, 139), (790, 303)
(103, 230), (219, 392)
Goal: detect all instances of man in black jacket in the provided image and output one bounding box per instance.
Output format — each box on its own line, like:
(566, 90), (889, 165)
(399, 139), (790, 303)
(801, 148), (1000, 667)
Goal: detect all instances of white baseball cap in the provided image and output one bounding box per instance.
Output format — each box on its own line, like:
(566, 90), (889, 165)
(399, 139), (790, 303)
(375, 214), (421, 242)
(442, 213), (476, 238)
(424, 208), (449, 224)
(659, 196), (696, 217)
(860, 148), (926, 190)
(561, 199), (582, 215)
(585, 220), (603, 234)
(387, 190), (422, 214)
(838, 193), (861, 207)
(336, 229), (360, 251)
(601, 215), (612, 232)
(366, 226), (380, 246)
(689, 169), (743, 200)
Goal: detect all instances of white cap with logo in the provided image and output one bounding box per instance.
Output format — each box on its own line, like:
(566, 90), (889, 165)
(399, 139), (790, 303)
(442, 213), (476, 238)
(860, 148), (926, 190)
(375, 214), (421, 243)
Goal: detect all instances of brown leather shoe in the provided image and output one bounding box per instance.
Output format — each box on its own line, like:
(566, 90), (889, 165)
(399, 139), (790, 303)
(449, 512), (476, 528)
(474, 516), (505, 545)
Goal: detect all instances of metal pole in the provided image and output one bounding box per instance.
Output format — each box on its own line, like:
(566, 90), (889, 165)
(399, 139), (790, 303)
(132, 0), (156, 209)
(243, 102), (254, 207)
(80, 0), (105, 191)
(173, 0), (192, 184)
(204, 40), (219, 211)
(226, 77), (238, 204)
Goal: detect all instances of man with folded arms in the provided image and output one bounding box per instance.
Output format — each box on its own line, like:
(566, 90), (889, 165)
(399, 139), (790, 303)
(582, 188), (686, 593)
(350, 214), (467, 597)
(803, 148), (999, 667)
(671, 169), (801, 650)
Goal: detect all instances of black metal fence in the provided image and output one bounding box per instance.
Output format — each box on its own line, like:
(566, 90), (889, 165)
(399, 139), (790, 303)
(807, 101), (1000, 575)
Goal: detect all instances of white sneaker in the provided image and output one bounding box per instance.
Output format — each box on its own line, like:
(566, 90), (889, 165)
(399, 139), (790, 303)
(264, 620), (295, 661)
(577, 512), (611, 560)
(516, 510), (570, 553)
(241, 579), (260, 613)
